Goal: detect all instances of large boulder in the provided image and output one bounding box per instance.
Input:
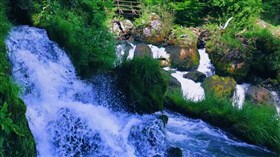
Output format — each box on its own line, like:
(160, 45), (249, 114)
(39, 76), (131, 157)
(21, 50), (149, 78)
(166, 46), (199, 71)
(202, 75), (237, 98)
(246, 86), (274, 105)
(206, 33), (252, 82)
(134, 43), (152, 57)
(183, 71), (206, 82)
(112, 19), (135, 40)
(141, 13), (166, 44)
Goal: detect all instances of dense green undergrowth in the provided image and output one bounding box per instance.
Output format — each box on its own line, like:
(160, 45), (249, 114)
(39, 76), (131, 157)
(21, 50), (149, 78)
(116, 56), (168, 114)
(164, 87), (280, 153)
(0, 1), (36, 156)
(9, 0), (116, 78)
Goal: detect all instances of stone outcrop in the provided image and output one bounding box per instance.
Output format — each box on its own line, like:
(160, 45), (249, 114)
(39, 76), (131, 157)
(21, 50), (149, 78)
(134, 43), (152, 57)
(166, 46), (199, 71)
(246, 86), (274, 105)
(183, 71), (206, 82)
(202, 75), (237, 98)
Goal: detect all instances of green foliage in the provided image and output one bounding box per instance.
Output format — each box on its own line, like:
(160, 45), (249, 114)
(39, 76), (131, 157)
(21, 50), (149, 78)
(0, 1), (36, 156)
(164, 87), (280, 153)
(261, 0), (280, 25)
(10, 0), (116, 77)
(134, 3), (174, 38)
(116, 56), (168, 114)
(244, 28), (280, 80)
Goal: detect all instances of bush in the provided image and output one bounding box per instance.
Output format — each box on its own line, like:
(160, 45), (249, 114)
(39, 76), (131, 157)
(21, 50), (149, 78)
(164, 87), (280, 153)
(261, 0), (280, 25)
(0, 1), (36, 156)
(244, 28), (280, 80)
(116, 56), (168, 114)
(9, 0), (116, 78)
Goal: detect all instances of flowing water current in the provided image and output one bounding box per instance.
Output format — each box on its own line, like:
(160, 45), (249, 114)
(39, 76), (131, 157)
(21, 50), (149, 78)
(6, 26), (276, 156)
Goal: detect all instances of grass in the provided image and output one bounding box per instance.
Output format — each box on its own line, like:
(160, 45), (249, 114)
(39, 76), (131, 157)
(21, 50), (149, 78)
(116, 56), (168, 114)
(10, 0), (116, 78)
(164, 87), (280, 153)
(0, 1), (36, 156)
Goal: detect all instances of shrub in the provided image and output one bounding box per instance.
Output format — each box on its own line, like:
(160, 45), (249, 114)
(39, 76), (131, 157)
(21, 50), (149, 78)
(116, 56), (168, 114)
(9, 0), (116, 78)
(0, 1), (36, 156)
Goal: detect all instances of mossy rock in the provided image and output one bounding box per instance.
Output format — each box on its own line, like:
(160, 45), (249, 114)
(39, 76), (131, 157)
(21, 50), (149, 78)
(206, 32), (252, 82)
(166, 46), (199, 71)
(202, 75), (237, 98)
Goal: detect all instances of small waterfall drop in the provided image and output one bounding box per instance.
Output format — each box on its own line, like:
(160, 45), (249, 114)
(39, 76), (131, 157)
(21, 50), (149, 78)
(233, 83), (250, 109)
(197, 48), (215, 77)
(6, 26), (276, 157)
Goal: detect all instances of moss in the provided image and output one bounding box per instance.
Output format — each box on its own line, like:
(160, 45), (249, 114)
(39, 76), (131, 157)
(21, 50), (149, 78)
(116, 56), (168, 114)
(202, 75), (237, 98)
(0, 1), (36, 156)
(206, 31), (252, 82)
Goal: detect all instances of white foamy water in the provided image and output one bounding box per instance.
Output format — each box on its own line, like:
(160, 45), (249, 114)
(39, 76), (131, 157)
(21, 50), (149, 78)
(271, 91), (280, 114)
(6, 26), (166, 157)
(148, 44), (170, 59)
(233, 83), (250, 109)
(6, 26), (276, 157)
(171, 71), (205, 101)
(197, 48), (215, 77)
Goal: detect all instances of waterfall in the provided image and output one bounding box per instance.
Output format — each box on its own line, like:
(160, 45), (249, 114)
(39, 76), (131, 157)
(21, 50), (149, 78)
(232, 84), (250, 109)
(6, 26), (166, 157)
(197, 48), (215, 77)
(6, 26), (276, 157)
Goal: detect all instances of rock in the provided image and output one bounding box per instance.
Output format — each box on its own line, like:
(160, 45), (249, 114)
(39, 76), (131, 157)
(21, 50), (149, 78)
(198, 30), (211, 49)
(206, 36), (251, 82)
(166, 46), (199, 71)
(169, 75), (181, 88)
(166, 147), (183, 157)
(112, 19), (134, 40)
(246, 86), (274, 105)
(158, 115), (168, 127)
(140, 13), (166, 45)
(134, 43), (152, 57)
(202, 75), (237, 98)
(168, 27), (198, 48)
(183, 71), (206, 82)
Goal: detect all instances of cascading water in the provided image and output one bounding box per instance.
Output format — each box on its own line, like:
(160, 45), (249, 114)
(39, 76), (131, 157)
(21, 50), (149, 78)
(232, 83), (250, 109)
(197, 48), (215, 77)
(6, 26), (276, 156)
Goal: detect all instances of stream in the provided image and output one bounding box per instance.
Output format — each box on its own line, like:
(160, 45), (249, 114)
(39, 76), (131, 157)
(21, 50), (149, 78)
(6, 26), (276, 156)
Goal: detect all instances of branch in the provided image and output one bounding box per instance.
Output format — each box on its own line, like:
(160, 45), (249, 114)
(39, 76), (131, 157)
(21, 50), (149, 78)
(220, 17), (233, 29)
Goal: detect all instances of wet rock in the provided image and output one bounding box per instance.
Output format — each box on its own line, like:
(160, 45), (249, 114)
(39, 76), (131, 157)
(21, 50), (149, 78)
(183, 71), (206, 82)
(112, 19), (134, 40)
(166, 147), (183, 157)
(246, 86), (274, 105)
(198, 30), (211, 49)
(134, 43), (152, 57)
(169, 75), (181, 88)
(166, 46), (199, 71)
(202, 75), (237, 98)
(158, 114), (168, 127)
